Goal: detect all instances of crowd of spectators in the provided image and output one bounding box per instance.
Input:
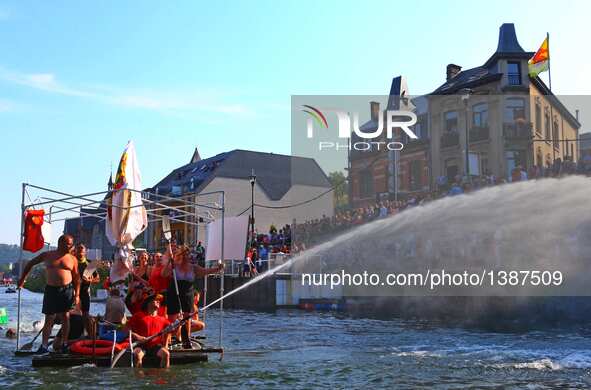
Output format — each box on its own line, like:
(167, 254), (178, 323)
(292, 162), (591, 250)
(243, 224), (292, 276)
(237, 161), (591, 276)
(292, 199), (425, 249)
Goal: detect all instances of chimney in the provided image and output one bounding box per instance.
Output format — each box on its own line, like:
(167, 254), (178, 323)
(576, 109), (580, 121)
(370, 101), (380, 122)
(446, 64), (462, 81)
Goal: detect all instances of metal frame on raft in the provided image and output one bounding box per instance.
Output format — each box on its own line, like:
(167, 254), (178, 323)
(15, 182), (226, 353)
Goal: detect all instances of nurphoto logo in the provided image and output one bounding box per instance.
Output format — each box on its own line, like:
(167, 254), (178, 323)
(301, 104), (418, 151)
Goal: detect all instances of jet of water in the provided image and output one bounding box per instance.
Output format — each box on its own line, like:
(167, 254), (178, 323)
(203, 176), (591, 310)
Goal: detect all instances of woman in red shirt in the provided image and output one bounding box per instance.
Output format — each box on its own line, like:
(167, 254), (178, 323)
(148, 252), (170, 316)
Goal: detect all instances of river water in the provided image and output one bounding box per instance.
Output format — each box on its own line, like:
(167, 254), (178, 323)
(2, 288), (591, 388)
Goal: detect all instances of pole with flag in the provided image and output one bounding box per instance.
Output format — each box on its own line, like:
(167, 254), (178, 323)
(529, 33), (557, 165)
(105, 141), (148, 285)
(528, 33), (550, 83)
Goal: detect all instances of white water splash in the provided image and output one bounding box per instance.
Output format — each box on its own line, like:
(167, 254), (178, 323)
(204, 176), (591, 309)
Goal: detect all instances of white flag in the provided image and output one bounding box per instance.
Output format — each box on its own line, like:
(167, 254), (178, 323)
(106, 141), (148, 283)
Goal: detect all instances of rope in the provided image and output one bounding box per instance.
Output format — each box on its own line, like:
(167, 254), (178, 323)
(235, 184), (341, 216)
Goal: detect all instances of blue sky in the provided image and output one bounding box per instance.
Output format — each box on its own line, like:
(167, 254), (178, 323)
(1, 0), (590, 244)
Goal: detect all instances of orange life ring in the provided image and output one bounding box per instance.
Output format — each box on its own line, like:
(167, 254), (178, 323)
(70, 339), (129, 356)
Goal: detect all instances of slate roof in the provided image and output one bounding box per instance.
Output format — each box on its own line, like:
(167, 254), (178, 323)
(432, 23), (533, 95)
(495, 22), (525, 53)
(151, 149), (331, 201)
(432, 67), (503, 95)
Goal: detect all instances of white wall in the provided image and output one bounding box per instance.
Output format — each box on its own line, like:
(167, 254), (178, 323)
(195, 177), (334, 244)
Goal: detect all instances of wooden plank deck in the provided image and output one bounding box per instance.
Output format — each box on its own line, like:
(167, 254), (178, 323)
(31, 350), (210, 368)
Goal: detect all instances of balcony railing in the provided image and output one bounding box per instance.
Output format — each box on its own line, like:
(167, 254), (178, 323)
(440, 131), (459, 148)
(508, 73), (521, 85)
(503, 122), (533, 140)
(469, 126), (489, 142)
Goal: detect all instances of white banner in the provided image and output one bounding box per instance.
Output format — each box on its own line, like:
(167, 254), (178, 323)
(106, 141), (148, 283)
(205, 215), (249, 261)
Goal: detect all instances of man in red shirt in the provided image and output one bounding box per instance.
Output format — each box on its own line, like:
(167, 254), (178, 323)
(127, 294), (171, 368)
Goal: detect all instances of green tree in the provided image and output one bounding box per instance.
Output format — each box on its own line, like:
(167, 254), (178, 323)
(328, 171), (348, 210)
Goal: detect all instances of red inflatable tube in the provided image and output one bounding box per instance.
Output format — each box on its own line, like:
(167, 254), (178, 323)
(70, 340), (130, 356)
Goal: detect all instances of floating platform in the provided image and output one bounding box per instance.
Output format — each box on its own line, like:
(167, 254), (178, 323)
(17, 338), (222, 368)
(31, 349), (213, 368)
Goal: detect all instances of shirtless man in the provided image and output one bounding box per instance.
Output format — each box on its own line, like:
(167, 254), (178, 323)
(18, 234), (80, 353)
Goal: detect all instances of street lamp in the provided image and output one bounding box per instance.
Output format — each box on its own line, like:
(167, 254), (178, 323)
(460, 88), (473, 181)
(249, 169), (256, 245)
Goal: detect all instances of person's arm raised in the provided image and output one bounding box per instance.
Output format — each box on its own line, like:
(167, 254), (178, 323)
(17, 253), (46, 289)
(194, 262), (224, 278)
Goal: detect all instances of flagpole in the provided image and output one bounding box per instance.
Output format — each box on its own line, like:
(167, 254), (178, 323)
(546, 32), (557, 170)
(546, 32), (552, 91)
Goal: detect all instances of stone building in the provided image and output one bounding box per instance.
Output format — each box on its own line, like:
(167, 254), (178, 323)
(429, 23), (580, 184)
(349, 77), (431, 207)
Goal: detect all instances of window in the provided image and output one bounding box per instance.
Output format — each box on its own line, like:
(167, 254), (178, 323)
(504, 98), (525, 122)
(444, 158), (458, 182)
(544, 110), (551, 140)
(409, 160), (422, 191)
(481, 156), (489, 175)
(553, 119), (559, 149)
(469, 153), (480, 176)
(472, 103), (488, 128)
(505, 150), (526, 180)
(507, 61), (521, 85)
(535, 104), (542, 134)
(444, 111), (458, 132)
(359, 169), (374, 198)
(174, 230), (184, 245)
(414, 113), (429, 139)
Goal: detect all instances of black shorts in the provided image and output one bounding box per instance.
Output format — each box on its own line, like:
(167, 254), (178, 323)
(80, 284), (91, 313)
(167, 280), (194, 315)
(42, 283), (74, 315)
(145, 344), (164, 357)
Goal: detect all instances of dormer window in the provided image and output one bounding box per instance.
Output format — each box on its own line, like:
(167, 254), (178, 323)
(444, 111), (458, 132)
(507, 61), (521, 85)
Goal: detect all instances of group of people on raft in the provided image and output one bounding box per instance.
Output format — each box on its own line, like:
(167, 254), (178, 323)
(17, 234), (223, 368)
